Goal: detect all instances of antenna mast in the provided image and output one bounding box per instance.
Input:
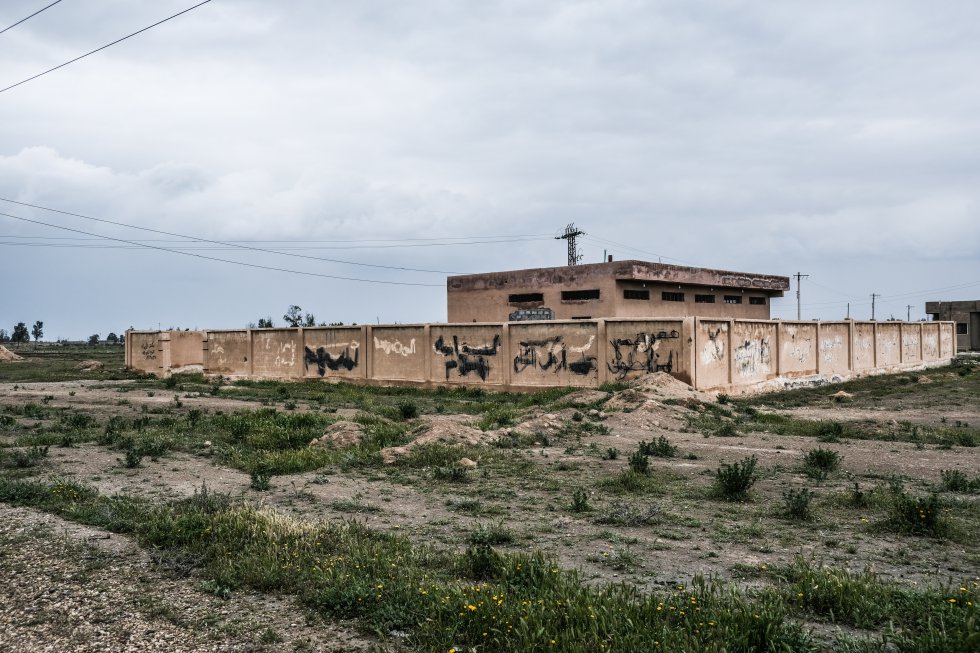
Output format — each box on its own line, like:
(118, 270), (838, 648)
(556, 223), (585, 266)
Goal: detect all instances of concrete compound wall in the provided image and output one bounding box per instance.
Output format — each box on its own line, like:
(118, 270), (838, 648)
(127, 318), (955, 393)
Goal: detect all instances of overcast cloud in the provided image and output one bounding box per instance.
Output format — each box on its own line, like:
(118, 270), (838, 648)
(1, 0), (977, 339)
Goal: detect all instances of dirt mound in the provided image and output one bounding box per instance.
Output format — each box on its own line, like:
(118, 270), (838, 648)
(0, 346), (23, 362)
(77, 360), (104, 371)
(630, 372), (704, 399)
(508, 411), (569, 436)
(561, 389), (611, 406)
(309, 421), (364, 449)
(380, 414), (493, 464)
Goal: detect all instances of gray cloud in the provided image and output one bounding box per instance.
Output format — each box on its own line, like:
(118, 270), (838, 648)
(0, 0), (977, 337)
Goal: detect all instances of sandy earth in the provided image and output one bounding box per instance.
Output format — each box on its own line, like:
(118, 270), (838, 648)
(1, 374), (978, 648)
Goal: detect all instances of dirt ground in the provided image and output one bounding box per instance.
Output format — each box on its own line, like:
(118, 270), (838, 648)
(1, 363), (979, 650)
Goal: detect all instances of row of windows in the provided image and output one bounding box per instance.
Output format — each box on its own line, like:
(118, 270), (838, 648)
(507, 289), (767, 305)
(650, 292), (766, 305)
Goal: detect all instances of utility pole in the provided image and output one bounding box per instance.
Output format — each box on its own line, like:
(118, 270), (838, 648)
(906, 305), (912, 322)
(556, 223), (585, 266)
(846, 303), (850, 320)
(871, 293), (880, 320)
(793, 272), (809, 320)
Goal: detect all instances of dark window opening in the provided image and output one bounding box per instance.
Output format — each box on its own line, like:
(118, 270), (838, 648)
(724, 295), (742, 304)
(662, 292), (685, 302)
(624, 289), (650, 300)
(561, 289), (600, 301)
(694, 294), (715, 304)
(749, 297), (766, 305)
(571, 316), (592, 320)
(508, 292), (544, 303)
(957, 323), (969, 335)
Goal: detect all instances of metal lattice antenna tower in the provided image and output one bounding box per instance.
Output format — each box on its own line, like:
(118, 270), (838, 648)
(556, 223), (585, 266)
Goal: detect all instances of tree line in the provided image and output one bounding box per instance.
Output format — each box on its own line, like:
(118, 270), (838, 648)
(0, 321), (123, 346)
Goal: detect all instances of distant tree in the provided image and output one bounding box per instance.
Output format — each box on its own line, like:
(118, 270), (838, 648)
(119, 333), (125, 345)
(31, 321), (43, 348)
(0, 329), (8, 342)
(257, 317), (274, 328)
(106, 332), (119, 345)
(283, 305), (304, 327)
(88, 334), (100, 346)
(11, 322), (29, 343)
(303, 313), (316, 327)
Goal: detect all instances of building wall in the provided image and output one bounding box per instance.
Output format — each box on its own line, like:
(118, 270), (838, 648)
(448, 279), (775, 322)
(448, 260), (786, 323)
(926, 300), (980, 351)
(128, 319), (955, 392)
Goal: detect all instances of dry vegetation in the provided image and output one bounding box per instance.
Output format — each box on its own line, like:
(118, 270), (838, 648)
(1, 344), (978, 652)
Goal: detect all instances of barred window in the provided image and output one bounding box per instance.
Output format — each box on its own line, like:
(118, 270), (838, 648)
(624, 289), (650, 300)
(662, 292), (685, 302)
(749, 297), (766, 305)
(561, 289), (600, 301)
(724, 295), (742, 304)
(695, 294), (715, 304)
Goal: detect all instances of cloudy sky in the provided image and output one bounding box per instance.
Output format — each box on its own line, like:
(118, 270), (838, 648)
(1, 0), (977, 340)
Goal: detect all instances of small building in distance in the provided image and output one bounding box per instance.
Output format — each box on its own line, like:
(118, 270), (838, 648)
(926, 300), (979, 351)
(447, 259), (790, 322)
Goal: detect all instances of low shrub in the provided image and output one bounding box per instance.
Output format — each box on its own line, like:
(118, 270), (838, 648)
(884, 492), (951, 538)
(570, 489), (591, 513)
(714, 456), (757, 501)
(802, 448), (841, 480)
(638, 436), (677, 458)
(628, 450), (650, 474)
(782, 488), (814, 520)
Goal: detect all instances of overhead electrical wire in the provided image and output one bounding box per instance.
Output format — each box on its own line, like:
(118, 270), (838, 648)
(0, 211), (444, 287)
(0, 0), (64, 36)
(583, 235), (695, 266)
(0, 0), (212, 95)
(0, 197), (476, 273)
(0, 238), (544, 252)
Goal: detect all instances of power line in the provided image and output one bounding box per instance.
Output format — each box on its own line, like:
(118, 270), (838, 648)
(582, 235), (694, 265)
(0, 197), (468, 273)
(0, 232), (554, 244)
(0, 237), (548, 251)
(0, 211), (444, 287)
(0, 0), (64, 35)
(0, 0), (213, 95)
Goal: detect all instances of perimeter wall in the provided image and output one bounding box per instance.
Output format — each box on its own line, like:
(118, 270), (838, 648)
(126, 319), (955, 393)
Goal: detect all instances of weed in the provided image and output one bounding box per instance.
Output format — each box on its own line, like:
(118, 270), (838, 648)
(782, 488), (814, 520)
(714, 456), (758, 501)
(469, 521), (514, 546)
(595, 502), (660, 526)
(713, 423), (739, 437)
(717, 393), (731, 404)
(397, 401), (419, 420)
(124, 448), (143, 469)
(816, 421), (845, 443)
(603, 447), (619, 460)
(331, 499), (381, 514)
(249, 471), (271, 491)
(570, 489), (591, 513)
(802, 448), (841, 480)
(6, 445), (49, 468)
(462, 543), (501, 580)
(939, 469), (980, 493)
(639, 436), (677, 458)
(283, 400), (297, 411)
(627, 450), (650, 475)
(0, 415), (16, 428)
(883, 492), (951, 538)
(433, 465), (470, 483)
(598, 470), (662, 494)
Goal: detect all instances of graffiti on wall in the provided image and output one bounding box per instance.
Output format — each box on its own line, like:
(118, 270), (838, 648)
(304, 340), (359, 376)
(513, 334), (597, 376)
(374, 337), (416, 357)
(701, 327), (725, 365)
(140, 340), (157, 360)
(820, 335), (844, 364)
(608, 331), (679, 379)
(733, 338), (771, 377)
(433, 334), (500, 380)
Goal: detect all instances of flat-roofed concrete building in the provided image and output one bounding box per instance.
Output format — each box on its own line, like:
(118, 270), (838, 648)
(447, 260), (789, 322)
(926, 300), (979, 351)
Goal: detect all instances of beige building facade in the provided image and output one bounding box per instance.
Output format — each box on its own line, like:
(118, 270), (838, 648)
(926, 300), (980, 351)
(447, 260), (790, 323)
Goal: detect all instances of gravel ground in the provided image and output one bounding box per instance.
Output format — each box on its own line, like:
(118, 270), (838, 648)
(0, 504), (371, 653)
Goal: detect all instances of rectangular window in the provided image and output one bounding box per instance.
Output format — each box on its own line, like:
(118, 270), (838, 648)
(561, 289), (600, 301)
(724, 295), (742, 304)
(662, 292), (685, 302)
(694, 294), (715, 304)
(623, 289), (650, 300)
(571, 316), (592, 320)
(508, 292), (543, 303)
(957, 323), (969, 335)
(749, 297), (766, 305)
